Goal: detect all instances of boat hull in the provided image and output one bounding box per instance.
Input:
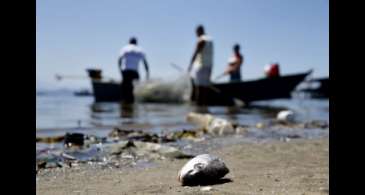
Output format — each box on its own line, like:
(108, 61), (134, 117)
(91, 81), (122, 102)
(89, 71), (311, 104)
(300, 77), (329, 98)
(191, 71), (311, 106)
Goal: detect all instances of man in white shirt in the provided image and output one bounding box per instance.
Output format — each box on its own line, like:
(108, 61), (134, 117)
(187, 25), (214, 104)
(118, 37), (150, 103)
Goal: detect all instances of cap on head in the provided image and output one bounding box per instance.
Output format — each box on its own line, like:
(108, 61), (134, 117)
(233, 44), (240, 52)
(196, 25), (205, 36)
(129, 37), (137, 45)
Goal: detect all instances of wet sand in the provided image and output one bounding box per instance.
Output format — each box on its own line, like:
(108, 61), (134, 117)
(36, 138), (328, 195)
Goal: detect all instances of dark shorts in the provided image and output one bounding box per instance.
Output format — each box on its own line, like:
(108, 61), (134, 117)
(122, 70), (140, 81)
(230, 71), (241, 82)
(121, 70), (140, 103)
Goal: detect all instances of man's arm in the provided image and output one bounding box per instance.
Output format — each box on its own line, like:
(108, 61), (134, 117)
(224, 56), (242, 74)
(188, 40), (205, 72)
(143, 58), (150, 80)
(118, 54), (124, 72)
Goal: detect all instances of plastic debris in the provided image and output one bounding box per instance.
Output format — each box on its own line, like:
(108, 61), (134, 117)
(277, 110), (295, 123)
(186, 112), (235, 135)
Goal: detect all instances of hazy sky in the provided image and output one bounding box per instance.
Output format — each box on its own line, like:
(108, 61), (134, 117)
(36, 0), (328, 90)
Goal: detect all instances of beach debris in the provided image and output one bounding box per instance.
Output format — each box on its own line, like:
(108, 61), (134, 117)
(36, 149), (68, 170)
(256, 122), (265, 129)
(108, 127), (171, 143)
(209, 117), (236, 135)
(277, 110), (295, 123)
(63, 144), (105, 162)
(304, 120), (329, 129)
(108, 127), (204, 143)
(178, 154), (230, 186)
(64, 133), (85, 147)
(108, 128), (134, 139)
(36, 135), (65, 143)
(134, 141), (193, 159)
(84, 135), (106, 145)
(104, 140), (192, 159)
(186, 112), (235, 135)
(235, 126), (248, 134)
(200, 186), (212, 191)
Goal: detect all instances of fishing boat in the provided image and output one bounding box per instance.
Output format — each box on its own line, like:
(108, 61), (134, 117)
(299, 77), (329, 98)
(87, 69), (311, 105)
(73, 89), (93, 97)
(87, 69), (122, 102)
(190, 70), (312, 106)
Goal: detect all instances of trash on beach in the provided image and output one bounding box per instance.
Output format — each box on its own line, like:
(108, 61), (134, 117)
(36, 149), (69, 170)
(36, 135), (65, 143)
(64, 133), (85, 147)
(304, 120), (329, 129)
(256, 122), (265, 129)
(235, 126), (248, 134)
(200, 186), (212, 191)
(209, 117), (236, 135)
(63, 144), (106, 162)
(104, 140), (193, 159)
(164, 129), (202, 141)
(134, 141), (193, 159)
(276, 110), (295, 123)
(108, 128), (134, 140)
(108, 127), (171, 143)
(186, 112), (235, 135)
(178, 154), (230, 186)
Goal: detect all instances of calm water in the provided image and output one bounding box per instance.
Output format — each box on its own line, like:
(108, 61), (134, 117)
(36, 91), (329, 138)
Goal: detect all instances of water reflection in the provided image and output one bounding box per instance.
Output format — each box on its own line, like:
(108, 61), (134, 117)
(119, 103), (135, 118)
(84, 99), (328, 132)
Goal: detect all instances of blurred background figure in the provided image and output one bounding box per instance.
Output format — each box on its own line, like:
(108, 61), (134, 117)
(264, 62), (281, 78)
(224, 44), (243, 82)
(188, 25), (214, 86)
(188, 25), (214, 104)
(118, 37), (150, 104)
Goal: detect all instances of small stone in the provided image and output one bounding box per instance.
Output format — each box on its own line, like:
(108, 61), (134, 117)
(200, 186), (212, 191)
(256, 123), (264, 129)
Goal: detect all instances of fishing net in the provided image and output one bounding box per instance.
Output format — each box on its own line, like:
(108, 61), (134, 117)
(134, 74), (192, 103)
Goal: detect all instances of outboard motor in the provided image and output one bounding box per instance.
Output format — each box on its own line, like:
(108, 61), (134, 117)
(87, 69), (102, 81)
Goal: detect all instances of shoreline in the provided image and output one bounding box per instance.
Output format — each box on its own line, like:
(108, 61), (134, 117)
(37, 137), (328, 195)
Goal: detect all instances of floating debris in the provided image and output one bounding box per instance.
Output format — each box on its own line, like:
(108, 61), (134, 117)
(277, 110), (295, 123)
(178, 154), (230, 186)
(304, 120), (328, 129)
(186, 112), (235, 135)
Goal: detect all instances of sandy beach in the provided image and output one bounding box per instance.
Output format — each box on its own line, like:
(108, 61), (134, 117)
(37, 138), (328, 195)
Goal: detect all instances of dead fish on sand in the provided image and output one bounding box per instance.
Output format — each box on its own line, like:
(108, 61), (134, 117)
(178, 154), (230, 186)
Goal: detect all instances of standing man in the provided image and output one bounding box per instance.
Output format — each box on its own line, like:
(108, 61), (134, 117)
(118, 37), (150, 103)
(187, 25), (214, 103)
(224, 44), (243, 82)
